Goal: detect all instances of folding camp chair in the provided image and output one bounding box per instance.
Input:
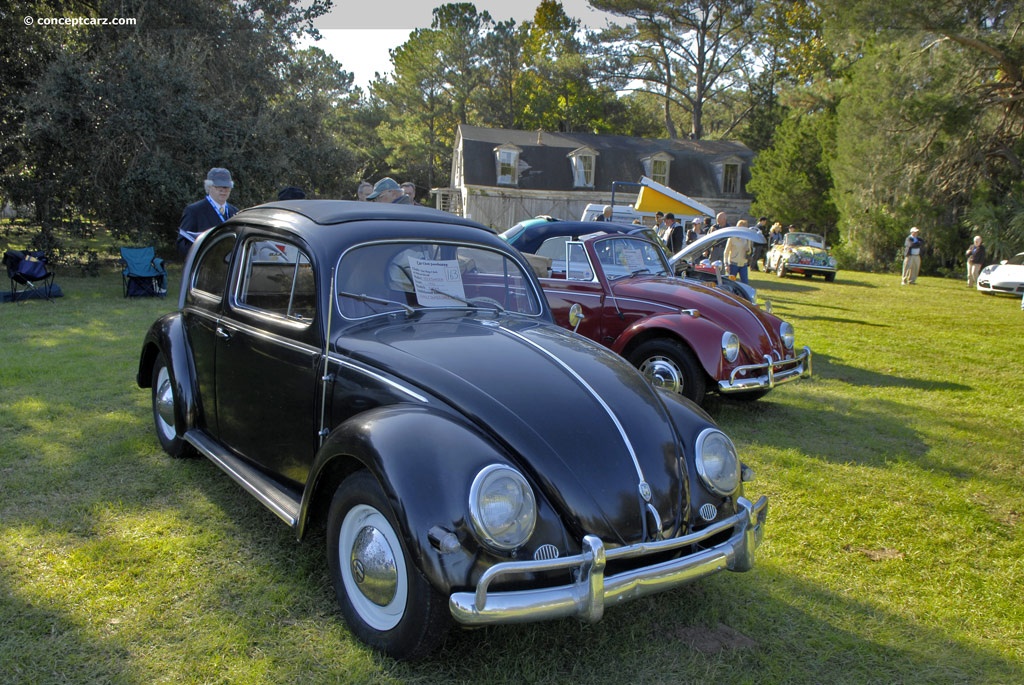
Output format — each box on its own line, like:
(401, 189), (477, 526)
(3, 249), (56, 302)
(119, 246), (168, 297)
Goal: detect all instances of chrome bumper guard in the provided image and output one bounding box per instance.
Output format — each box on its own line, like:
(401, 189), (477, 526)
(449, 495), (767, 626)
(718, 345), (812, 393)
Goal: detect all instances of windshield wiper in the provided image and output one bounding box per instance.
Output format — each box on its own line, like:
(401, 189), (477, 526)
(338, 291), (416, 316)
(430, 288), (506, 313)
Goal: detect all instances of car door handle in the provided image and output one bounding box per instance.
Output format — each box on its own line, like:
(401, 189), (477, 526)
(215, 326), (232, 340)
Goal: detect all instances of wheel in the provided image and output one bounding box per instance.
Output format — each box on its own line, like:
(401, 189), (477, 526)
(327, 471), (450, 660)
(628, 338), (707, 404)
(776, 260), (787, 277)
(825, 272), (836, 282)
(151, 352), (191, 458)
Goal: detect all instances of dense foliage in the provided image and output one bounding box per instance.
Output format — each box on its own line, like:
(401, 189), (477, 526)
(2, 0), (1022, 271)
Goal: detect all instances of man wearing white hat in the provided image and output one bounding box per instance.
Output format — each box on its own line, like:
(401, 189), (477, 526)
(177, 167), (237, 257)
(901, 226), (923, 285)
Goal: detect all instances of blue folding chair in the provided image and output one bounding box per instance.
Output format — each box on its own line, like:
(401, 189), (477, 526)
(120, 246), (167, 297)
(3, 249), (56, 302)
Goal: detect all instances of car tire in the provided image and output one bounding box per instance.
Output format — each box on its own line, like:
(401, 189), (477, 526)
(629, 338), (707, 404)
(825, 273), (836, 282)
(776, 260), (787, 278)
(327, 470), (450, 661)
(151, 352), (191, 458)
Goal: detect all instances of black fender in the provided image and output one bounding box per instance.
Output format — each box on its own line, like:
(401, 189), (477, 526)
(136, 313), (199, 440)
(656, 388), (746, 520)
(303, 404), (569, 594)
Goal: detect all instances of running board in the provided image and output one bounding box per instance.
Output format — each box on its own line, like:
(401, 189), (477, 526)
(185, 430), (301, 528)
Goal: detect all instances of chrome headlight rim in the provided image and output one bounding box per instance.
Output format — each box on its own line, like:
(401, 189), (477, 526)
(721, 331), (740, 363)
(468, 464), (537, 552)
(779, 321), (795, 350)
(695, 428), (741, 496)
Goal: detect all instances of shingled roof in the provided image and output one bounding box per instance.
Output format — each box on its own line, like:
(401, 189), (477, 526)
(455, 125), (753, 198)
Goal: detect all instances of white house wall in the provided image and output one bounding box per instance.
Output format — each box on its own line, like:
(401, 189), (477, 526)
(459, 185), (752, 230)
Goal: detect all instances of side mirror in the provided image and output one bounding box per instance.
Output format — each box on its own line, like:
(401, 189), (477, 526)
(569, 303), (585, 333)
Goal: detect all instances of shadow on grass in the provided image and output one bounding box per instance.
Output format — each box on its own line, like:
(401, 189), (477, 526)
(809, 352), (970, 392)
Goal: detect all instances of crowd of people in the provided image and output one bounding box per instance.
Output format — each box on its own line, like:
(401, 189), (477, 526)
(176, 170), (1003, 298)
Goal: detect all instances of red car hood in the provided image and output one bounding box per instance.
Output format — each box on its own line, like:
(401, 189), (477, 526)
(610, 276), (781, 353)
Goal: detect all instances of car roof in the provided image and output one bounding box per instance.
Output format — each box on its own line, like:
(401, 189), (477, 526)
(208, 200), (508, 263)
(502, 219), (646, 254)
(239, 199), (493, 231)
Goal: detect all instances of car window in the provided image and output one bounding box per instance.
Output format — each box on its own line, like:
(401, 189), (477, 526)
(336, 241), (543, 319)
(191, 234), (237, 299)
(593, 237), (670, 280)
(537, 236), (570, 260)
(235, 238), (316, 324)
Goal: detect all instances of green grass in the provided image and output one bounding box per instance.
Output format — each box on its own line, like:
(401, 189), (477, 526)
(1, 264), (1022, 684)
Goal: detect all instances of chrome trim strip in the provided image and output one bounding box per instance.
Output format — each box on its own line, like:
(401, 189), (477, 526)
(449, 495), (767, 626)
(498, 325), (647, 488)
(325, 354), (430, 404)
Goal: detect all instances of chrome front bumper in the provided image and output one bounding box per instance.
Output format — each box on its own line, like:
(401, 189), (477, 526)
(719, 346), (812, 393)
(449, 495), (767, 626)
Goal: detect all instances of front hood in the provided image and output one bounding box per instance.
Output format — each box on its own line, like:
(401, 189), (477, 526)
(611, 276), (782, 354)
(669, 227), (766, 267)
(337, 314), (693, 544)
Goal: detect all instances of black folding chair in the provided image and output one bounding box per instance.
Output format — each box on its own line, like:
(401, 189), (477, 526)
(3, 249), (56, 302)
(119, 246), (168, 297)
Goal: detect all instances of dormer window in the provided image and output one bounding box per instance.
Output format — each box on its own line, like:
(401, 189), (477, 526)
(641, 152), (672, 186)
(494, 144), (521, 186)
(723, 163), (740, 194)
(568, 147), (598, 188)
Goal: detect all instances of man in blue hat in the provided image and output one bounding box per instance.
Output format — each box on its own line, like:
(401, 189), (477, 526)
(177, 168), (238, 257)
(367, 177), (413, 204)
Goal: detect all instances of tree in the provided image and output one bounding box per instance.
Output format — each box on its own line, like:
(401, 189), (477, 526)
(2, 0), (339, 253)
(590, 0), (756, 139)
(748, 110), (838, 239)
(824, 0), (1024, 267)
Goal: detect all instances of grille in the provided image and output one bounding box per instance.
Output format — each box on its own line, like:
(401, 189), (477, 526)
(699, 503), (718, 521)
(533, 544), (560, 561)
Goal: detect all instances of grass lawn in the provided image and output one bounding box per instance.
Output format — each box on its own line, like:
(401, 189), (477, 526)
(1, 259), (1022, 684)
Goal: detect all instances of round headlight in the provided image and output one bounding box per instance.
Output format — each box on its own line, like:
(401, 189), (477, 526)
(779, 321), (795, 349)
(721, 331), (740, 363)
(695, 429), (740, 496)
(469, 465), (536, 551)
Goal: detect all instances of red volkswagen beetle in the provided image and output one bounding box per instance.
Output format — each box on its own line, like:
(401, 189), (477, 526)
(503, 219), (811, 403)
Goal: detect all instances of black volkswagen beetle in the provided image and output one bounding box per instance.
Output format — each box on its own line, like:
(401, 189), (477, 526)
(137, 201), (767, 660)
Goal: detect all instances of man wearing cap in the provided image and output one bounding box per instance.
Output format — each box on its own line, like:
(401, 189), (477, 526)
(367, 177), (413, 204)
(902, 226), (923, 285)
(177, 167), (237, 258)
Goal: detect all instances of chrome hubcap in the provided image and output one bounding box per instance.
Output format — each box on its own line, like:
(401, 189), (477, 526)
(350, 525), (398, 606)
(639, 356), (682, 393)
(155, 370), (176, 439)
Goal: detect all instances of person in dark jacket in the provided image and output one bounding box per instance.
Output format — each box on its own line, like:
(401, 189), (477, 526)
(965, 236), (987, 288)
(177, 168), (237, 258)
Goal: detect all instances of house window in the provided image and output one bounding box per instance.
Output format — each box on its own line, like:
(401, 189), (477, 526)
(495, 145), (520, 186)
(568, 148), (597, 188)
(641, 152), (672, 186)
(723, 163), (740, 194)
(650, 158), (669, 186)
